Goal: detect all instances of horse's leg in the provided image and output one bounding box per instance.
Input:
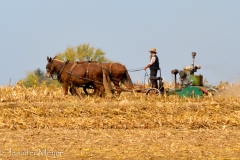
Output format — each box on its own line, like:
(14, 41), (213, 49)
(94, 87), (100, 97)
(69, 85), (77, 96)
(83, 84), (89, 96)
(94, 83), (105, 98)
(62, 82), (69, 95)
(73, 86), (83, 100)
(90, 84), (100, 97)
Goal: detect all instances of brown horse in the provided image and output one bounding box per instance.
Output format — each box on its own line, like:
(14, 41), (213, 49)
(71, 61), (134, 95)
(46, 56), (112, 99)
(98, 62), (133, 90)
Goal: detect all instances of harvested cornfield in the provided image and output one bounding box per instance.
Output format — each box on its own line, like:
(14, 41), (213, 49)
(0, 83), (239, 159)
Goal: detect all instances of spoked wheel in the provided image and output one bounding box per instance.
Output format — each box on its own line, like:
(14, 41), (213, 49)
(83, 85), (96, 96)
(69, 84), (96, 96)
(146, 88), (161, 96)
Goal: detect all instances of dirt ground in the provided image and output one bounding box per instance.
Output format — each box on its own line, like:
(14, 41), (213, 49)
(0, 127), (239, 160)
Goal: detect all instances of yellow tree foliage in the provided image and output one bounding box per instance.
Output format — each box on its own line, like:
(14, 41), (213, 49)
(56, 44), (111, 63)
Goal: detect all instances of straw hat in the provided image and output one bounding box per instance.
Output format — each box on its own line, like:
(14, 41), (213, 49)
(149, 48), (157, 53)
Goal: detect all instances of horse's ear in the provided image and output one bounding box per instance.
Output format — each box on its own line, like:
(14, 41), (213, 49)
(47, 56), (52, 62)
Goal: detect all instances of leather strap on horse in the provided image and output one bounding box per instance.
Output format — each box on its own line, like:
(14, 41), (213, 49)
(57, 60), (69, 82)
(109, 62), (114, 74)
(67, 73), (103, 84)
(69, 63), (77, 74)
(111, 78), (121, 82)
(86, 62), (90, 79)
(108, 62), (128, 83)
(96, 62), (123, 83)
(68, 62), (77, 86)
(66, 62), (104, 84)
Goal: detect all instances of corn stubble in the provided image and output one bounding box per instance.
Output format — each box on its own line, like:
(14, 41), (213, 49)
(0, 82), (239, 159)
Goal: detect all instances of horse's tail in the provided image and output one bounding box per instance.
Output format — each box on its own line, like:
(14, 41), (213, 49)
(122, 71), (134, 89)
(102, 68), (113, 95)
(126, 71), (133, 86)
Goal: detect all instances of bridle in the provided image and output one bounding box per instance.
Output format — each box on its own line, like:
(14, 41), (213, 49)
(47, 59), (69, 81)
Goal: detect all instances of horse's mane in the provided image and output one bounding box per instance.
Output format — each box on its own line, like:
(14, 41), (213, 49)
(53, 56), (65, 63)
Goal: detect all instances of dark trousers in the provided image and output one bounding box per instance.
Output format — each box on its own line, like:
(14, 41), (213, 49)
(150, 69), (158, 89)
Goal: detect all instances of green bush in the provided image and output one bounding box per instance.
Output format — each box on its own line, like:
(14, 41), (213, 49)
(23, 68), (60, 88)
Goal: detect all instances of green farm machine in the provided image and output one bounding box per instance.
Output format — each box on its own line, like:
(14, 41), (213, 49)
(167, 52), (218, 98)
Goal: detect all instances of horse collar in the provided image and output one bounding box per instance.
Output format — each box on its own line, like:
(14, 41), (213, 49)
(57, 61), (69, 81)
(109, 62), (114, 74)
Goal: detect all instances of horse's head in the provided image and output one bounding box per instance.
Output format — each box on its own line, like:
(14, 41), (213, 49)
(46, 56), (55, 78)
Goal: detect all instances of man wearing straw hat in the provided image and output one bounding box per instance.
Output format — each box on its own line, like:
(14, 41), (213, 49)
(144, 48), (160, 89)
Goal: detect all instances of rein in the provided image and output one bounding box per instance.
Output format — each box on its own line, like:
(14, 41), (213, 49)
(127, 68), (144, 72)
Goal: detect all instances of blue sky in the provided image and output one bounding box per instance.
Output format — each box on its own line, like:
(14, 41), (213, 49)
(0, 1), (240, 86)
